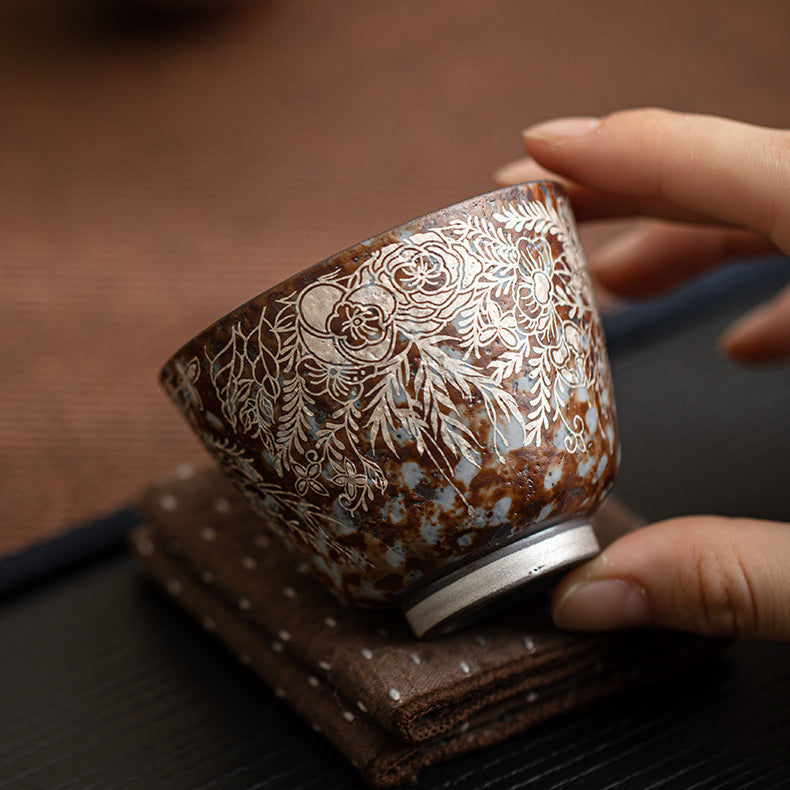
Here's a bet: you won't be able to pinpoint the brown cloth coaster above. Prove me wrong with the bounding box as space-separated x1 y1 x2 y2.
133 467 716 787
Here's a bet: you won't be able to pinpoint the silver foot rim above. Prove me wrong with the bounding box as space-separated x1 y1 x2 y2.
403 520 600 638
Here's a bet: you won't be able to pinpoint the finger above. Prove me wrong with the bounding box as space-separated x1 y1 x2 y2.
494 156 713 224
590 221 775 298
494 159 777 297
494 157 564 189
522 109 790 252
552 515 790 641
720 282 790 364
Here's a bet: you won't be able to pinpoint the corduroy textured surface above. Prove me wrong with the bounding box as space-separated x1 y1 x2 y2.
3 0 790 555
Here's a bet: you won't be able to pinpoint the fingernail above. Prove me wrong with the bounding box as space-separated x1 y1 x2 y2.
523 116 600 144
553 578 650 631
719 304 774 353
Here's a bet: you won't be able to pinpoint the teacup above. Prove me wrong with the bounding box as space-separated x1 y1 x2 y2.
161 182 620 636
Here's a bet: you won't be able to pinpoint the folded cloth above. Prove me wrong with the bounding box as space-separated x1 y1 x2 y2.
133 466 716 787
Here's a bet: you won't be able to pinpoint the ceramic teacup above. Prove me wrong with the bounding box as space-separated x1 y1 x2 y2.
161 182 620 636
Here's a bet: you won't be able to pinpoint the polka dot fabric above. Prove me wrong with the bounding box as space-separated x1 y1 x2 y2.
133 466 717 787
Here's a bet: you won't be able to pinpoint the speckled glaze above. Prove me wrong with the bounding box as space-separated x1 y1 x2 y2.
162 183 619 607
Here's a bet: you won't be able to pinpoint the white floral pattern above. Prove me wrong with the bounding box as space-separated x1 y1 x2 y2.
164 190 613 560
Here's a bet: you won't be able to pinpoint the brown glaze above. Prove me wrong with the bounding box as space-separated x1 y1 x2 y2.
162 182 619 607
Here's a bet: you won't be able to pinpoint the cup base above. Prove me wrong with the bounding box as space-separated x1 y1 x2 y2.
403 520 600 638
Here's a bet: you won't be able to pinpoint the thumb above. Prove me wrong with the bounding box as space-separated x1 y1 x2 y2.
552 516 790 640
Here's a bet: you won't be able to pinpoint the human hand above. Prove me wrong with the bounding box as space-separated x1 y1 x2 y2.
496 108 790 640
496 109 790 364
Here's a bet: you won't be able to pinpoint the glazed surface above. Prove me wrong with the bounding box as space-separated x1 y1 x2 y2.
163 183 619 605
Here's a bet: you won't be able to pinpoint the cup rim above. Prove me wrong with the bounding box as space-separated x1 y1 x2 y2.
161 179 566 374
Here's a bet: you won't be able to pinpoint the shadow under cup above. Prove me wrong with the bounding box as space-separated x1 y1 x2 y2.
161 182 620 637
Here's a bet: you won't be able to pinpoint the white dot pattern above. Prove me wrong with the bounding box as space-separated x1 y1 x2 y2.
137 473 650 779
213 497 231 514
199 526 217 542
159 493 178 512
523 636 536 653
174 462 195 480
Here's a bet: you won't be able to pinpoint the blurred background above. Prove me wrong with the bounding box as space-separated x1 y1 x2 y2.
2 0 790 558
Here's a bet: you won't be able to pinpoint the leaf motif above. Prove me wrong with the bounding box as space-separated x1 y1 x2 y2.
413 361 426 398
489 349 524 384
477 326 498 346
207 323 257 428
370 402 393 454
196 192 606 578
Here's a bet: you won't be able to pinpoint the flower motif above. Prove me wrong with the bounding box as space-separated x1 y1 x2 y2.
297 357 365 400
329 301 388 350
333 459 370 509
513 237 559 329
239 384 276 434
478 299 520 348
293 450 328 497
370 230 484 332
166 356 203 412
297 282 396 365
565 265 591 315
553 321 589 387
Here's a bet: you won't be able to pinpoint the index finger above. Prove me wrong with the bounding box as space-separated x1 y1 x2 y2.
494 156 714 224
521 109 790 253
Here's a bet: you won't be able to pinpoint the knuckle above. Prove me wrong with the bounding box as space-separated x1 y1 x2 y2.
689 542 759 638
604 107 672 132
769 128 790 163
